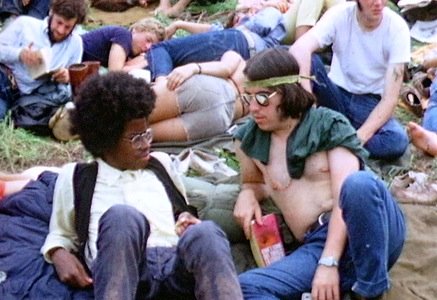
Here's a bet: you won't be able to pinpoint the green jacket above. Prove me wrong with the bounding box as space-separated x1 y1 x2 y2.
234 107 368 179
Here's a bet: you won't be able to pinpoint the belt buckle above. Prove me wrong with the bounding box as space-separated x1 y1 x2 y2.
318 212 326 226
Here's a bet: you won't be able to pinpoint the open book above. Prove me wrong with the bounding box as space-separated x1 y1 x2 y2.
27 48 60 80
250 213 285 267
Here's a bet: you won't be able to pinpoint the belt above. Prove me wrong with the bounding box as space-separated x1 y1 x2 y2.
0 63 18 91
307 211 331 234
239 27 256 58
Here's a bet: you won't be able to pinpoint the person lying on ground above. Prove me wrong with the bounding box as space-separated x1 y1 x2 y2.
41 71 243 299
290 0 410 161
81 18 165 72
0 0 87 133
234 47 405 300
408 70 437 157
149 50 248 142
147 6 286 82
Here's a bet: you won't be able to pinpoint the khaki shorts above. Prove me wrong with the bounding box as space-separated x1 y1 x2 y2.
177 75 236 140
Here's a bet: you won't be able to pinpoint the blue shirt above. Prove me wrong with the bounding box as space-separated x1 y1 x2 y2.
81 26 133 68
0 16 83 94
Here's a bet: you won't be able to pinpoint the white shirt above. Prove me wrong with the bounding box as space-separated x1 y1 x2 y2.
41 152 186 267
310 2 410 95
0 16 83 94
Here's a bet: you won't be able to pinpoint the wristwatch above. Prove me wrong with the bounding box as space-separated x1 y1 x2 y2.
318 256 339 267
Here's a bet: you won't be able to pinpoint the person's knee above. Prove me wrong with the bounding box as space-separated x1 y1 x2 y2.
340 171 382 209
99 205 150 239
179 220 228 253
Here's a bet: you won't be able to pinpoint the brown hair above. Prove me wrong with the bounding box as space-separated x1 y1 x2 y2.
50 0 88 24
244 47 316 119
130 18 166 42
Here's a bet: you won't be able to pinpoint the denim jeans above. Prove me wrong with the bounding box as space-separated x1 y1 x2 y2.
239 171 406 299
91 205 242 300
147 29 249 80
423 78 437 132
0 0 50 19
0 68 19 120
310 55 409 160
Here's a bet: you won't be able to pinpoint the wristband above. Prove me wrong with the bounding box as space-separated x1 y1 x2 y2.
196 63 202 74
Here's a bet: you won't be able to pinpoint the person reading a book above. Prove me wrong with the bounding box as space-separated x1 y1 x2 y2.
41 71 243 299
0 0 86 132
233 48 405 300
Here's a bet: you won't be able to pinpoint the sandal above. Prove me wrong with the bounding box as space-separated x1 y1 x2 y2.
399 85 424 117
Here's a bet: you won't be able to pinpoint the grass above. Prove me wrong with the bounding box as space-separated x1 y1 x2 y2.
0 117 86 172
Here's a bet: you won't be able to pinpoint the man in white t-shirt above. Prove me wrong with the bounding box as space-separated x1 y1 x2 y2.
290 0 410 161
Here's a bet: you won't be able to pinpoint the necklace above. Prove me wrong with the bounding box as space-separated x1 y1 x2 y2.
264 168 292 191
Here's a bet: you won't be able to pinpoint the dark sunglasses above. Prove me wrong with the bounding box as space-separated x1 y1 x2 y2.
240 91 278 107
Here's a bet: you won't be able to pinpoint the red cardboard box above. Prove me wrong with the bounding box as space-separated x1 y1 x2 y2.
250 213 285 267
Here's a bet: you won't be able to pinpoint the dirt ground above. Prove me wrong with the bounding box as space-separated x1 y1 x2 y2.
87 4 159 27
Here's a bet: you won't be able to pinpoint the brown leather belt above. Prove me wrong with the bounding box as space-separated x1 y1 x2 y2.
0 63 18 91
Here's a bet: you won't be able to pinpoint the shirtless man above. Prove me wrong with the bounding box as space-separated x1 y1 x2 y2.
233 48 406 300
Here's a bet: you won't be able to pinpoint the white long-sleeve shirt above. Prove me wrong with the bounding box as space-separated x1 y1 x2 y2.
41 152 186 268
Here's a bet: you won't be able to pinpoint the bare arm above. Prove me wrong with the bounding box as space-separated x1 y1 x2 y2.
311 147 359 300
289 30 320 92
356 63 404 144
107 43 128 71
233 140 268 239
166 20 213 39
166 50 244 90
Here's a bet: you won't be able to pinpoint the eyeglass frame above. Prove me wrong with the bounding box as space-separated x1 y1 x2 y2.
123 128 153 149
240 91 278 107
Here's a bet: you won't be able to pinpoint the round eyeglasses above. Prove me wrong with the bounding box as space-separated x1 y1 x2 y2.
240 91 278 107
124 128 153 149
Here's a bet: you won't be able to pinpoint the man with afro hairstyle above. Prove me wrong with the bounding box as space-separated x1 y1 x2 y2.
41 72 243 300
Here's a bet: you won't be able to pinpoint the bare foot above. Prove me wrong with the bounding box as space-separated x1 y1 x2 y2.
408 121 437 157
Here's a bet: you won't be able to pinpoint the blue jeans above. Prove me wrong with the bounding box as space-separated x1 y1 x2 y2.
147 29 250 80
91 205 242 300
0 67 19 120
0 0 50 18
310 55 409 160
423 78 437 132
239 171 406 299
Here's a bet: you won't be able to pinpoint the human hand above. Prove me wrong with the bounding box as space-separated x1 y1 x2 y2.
311 265 340 300
175 212 201 236
166 63 198 91
22 0 31 7
52 68 69 83
233 189 262 239
51 248 93 288
165 21 180 39
19 43 43 67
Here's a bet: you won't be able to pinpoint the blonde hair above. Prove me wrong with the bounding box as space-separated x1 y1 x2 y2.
130 18 165 42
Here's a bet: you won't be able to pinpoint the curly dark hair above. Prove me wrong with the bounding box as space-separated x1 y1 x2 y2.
50 0 88 24
70 72 156 158
243 47 316 119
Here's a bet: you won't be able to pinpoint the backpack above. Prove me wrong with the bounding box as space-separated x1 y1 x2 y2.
72 156 197 263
